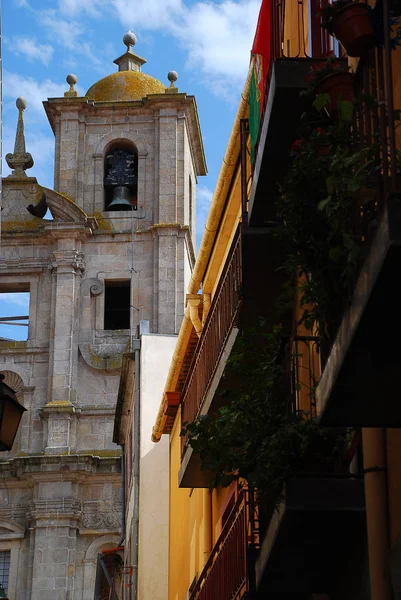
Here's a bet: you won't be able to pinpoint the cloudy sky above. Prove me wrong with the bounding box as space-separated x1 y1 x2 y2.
1 0 260 339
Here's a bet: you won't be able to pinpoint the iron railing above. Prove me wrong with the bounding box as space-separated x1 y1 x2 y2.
190 489 258 600
181 226 242 453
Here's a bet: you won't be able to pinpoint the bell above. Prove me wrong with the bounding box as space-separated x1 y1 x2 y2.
108 186 132 210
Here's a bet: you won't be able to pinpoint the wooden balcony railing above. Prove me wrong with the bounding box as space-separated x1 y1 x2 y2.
181 226 242 454
190 490 258 600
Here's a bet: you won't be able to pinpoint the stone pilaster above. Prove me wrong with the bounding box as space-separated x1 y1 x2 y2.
48 244 84 407
29 497 81 600
158 112 178 223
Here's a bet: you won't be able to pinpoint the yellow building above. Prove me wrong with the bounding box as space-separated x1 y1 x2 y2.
151 1 401 599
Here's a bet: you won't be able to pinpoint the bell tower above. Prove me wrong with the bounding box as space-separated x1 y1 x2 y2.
44 32 206 334
0 32 206 600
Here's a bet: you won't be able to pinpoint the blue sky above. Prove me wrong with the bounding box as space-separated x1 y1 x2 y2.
1 0 260 339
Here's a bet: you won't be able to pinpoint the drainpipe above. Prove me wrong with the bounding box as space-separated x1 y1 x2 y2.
202 294 211 326
119 449 126 546
187 294 203 337
132 337 141 600
362 428 393 600
202 489 212 567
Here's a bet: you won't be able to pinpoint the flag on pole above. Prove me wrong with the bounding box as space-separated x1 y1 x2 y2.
249 0 271 163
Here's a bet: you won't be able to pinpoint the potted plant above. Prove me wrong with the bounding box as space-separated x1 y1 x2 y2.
321 0 375 57
306 59 355 115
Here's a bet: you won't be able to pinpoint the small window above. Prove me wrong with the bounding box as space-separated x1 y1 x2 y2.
0 284 30 341
104 280 130 330
0 550 10 595
104 141 138 212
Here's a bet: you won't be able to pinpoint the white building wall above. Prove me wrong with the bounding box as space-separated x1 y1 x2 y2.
136 333 176 600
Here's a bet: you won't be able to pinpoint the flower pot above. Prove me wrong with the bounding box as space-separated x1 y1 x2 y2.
317 143 332 157
315 72 355 114
331 3 375 57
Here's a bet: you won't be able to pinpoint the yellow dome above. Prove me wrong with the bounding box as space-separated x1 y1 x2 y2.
86 70 166 102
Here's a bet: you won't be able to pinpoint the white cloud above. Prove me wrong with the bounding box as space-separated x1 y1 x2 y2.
3 71 76 113
111 0 259 95
112 0 183 29
58 0 105 16
175 0 259 89
5 36 54 66
0 293 30 309
37 9 86 50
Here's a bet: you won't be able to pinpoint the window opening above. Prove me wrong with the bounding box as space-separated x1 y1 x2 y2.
0 285 30 341
104 142 138 212
104 280 130 330
0 550 11 595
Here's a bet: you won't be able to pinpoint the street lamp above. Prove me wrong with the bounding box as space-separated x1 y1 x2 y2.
0 584 8 599
0 374 26 451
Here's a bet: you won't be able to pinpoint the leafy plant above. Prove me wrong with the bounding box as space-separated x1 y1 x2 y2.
181 323 350 504
304 56 351 89
276 94 380 343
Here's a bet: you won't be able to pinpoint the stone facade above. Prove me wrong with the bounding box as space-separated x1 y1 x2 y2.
0 37 206 600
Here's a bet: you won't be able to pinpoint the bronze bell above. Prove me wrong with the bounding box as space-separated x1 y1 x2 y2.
108 186 132 210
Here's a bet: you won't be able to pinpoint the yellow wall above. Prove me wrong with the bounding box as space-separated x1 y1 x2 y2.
168 410 241 600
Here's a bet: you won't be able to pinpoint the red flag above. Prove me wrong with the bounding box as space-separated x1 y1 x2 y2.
249 0 271 162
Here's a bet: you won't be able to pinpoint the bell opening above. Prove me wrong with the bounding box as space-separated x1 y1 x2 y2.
103 142 138 212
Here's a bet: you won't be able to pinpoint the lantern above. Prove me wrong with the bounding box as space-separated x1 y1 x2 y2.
0 374 26 451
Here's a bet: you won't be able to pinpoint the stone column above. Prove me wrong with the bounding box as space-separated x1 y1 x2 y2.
56 110 80 201
29 495 81 600
158 111 178 223
152 225 180 334
45 237 84 453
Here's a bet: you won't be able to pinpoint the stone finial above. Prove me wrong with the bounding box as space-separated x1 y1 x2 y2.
166 71 179 94
123 30 137 51
6 97 34 179
114 31 146 73
65 74 78 98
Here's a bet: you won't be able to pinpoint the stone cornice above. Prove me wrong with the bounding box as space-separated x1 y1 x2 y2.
0 454 121 480
49 249 85 274
0 256 49 273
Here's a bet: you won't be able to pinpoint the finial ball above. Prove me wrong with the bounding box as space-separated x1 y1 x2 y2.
168 71 178 83
66 74 78 86
16 97 27 111
123 31 137 48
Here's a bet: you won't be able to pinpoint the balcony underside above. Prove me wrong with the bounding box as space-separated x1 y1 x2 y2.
255 476 366 596
249 58 327 227
317 193 401 427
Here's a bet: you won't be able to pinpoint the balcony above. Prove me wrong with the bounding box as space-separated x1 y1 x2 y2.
255 474 366 596
189 489 258 600
248 0 337 226
179 223 287 487
316 6 401 427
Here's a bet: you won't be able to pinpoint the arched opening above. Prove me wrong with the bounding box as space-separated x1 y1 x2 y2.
104 140 138 212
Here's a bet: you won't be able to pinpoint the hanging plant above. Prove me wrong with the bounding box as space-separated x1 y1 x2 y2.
321 0 375 57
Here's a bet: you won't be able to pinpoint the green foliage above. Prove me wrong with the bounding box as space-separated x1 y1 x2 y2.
277 97 380 341
181 324 349 504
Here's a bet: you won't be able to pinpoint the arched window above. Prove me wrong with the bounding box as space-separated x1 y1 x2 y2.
104 140 138 211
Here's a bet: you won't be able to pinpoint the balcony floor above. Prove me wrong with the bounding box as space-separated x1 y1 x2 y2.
317 193 401 426
255 476 366 596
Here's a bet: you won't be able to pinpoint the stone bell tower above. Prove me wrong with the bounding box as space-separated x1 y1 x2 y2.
0 32 206 600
